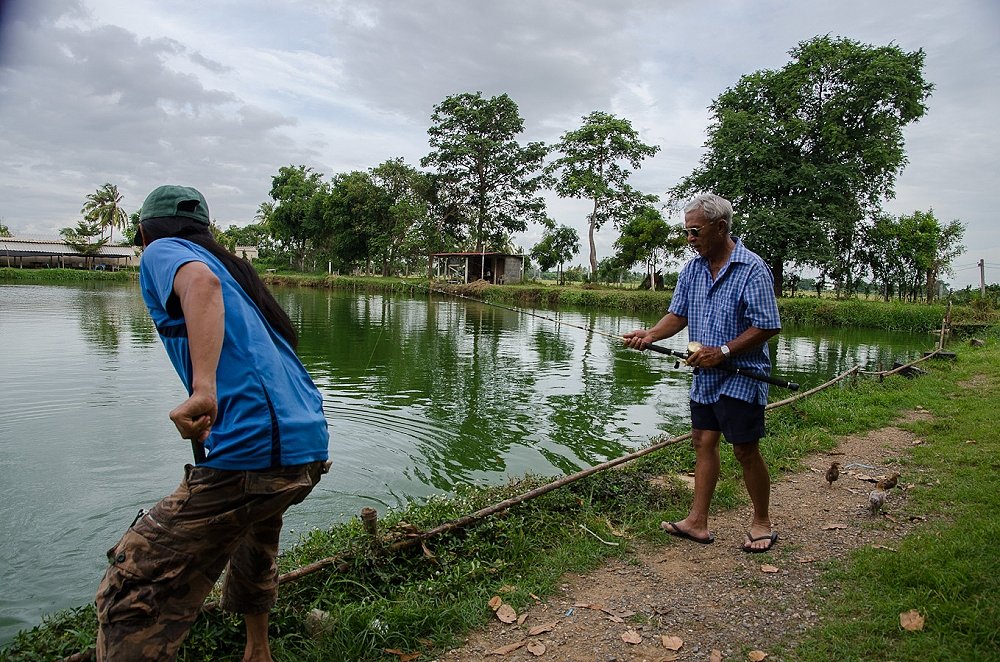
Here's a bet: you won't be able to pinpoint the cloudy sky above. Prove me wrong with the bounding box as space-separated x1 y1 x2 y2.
1 0 997 288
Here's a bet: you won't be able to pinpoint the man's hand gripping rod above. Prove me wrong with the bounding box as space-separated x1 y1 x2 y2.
642 342 800 391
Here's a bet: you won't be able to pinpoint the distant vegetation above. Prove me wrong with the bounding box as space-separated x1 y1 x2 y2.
9 35 975 304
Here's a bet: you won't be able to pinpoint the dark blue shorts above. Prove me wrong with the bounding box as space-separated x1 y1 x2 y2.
690 395 765 444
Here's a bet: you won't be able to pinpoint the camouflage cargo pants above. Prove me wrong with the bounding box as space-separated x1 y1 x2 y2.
95 460 326 661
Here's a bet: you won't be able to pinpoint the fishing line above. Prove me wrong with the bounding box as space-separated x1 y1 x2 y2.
409 281 799 390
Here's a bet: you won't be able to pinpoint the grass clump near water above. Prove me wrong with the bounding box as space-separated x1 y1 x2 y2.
0 267 134 283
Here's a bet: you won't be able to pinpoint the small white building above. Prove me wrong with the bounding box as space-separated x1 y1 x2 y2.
234 245 259 261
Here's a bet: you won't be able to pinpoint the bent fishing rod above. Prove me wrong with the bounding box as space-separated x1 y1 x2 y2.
420 282 800 391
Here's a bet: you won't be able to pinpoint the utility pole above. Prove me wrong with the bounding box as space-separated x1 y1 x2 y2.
980 259 986 297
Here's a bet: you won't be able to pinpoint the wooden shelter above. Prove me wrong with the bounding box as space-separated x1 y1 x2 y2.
0 237 138 270
431 252 525 285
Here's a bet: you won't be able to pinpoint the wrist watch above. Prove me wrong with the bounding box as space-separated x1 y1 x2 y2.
720 344 731 358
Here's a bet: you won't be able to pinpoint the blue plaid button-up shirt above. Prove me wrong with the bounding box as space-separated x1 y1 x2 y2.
669 238 781 405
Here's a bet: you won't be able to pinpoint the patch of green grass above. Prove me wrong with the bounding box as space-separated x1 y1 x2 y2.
791 333 1000 661
0 267 135 283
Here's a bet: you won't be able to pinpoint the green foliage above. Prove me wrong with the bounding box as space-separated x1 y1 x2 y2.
59 219 108 268
530 224 580 283
777 297 947 331
268 165 329 269
81 183 130 245
0 222 11 237
421 92 549 252
613 205 686 278
673 35 933 294
547 110 660 272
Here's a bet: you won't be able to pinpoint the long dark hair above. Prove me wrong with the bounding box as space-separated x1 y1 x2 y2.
141 217 298 349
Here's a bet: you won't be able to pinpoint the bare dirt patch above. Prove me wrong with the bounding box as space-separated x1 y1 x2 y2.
439 415 932 661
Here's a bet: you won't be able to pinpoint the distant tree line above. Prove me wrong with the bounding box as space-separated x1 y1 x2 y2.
58 35 966 300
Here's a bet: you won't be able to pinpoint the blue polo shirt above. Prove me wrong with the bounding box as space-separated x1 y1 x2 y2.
139 238 329 470
669 238 781 406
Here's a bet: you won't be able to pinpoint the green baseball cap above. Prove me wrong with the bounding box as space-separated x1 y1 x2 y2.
135 185 211 245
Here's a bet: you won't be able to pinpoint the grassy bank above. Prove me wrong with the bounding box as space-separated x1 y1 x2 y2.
4 325 998 661
0 267 135 283
260 272 985 332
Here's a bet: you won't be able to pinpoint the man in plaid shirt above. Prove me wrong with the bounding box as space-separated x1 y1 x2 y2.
623 193 782 553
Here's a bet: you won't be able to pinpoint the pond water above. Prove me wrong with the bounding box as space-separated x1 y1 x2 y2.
0 282 932 642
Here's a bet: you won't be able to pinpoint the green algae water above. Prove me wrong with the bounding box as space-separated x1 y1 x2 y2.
0 282 931 642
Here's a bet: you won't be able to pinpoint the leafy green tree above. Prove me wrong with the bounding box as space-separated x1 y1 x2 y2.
897 210 965 302
82 183 129 244
60 219 107 268
268 165 328 270
531 224 580 285
218 222 274 256
421 92 549 252
122 211 140 246
0 221 11 237
861 213 903 300
326 170 385 273
369 158 433 276
672 36 932 295
548 111 660 273
612 205 686 284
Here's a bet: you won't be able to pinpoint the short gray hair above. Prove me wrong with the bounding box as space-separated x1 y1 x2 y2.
683 193 733 225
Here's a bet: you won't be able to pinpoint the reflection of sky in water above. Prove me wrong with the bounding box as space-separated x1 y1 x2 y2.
0 284 932 643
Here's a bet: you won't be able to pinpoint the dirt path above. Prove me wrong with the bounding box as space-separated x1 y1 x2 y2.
439 411 932 661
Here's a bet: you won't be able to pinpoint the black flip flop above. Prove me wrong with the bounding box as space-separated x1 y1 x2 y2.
661 521 715 545
742 531 778 553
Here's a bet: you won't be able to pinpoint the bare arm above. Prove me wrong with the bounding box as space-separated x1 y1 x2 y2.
168 261 223 443
622 312 688 350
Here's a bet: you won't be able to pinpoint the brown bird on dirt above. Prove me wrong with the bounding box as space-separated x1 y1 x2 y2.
825 462 841 488
869 489 887 516
876 472 900 491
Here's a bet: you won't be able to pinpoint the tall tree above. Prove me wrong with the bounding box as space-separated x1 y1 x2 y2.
268 165 327 270
530 223 580 285
327 170 384 273
548 111 660 274
82 183 129 244
369 158 432 276
897 210 965 302
421 92 549 252
672 36 932 295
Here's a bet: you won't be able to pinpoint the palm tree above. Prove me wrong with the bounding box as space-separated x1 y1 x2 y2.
81 183 129 244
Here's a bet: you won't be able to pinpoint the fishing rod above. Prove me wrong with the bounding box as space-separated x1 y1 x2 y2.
419 282 800 391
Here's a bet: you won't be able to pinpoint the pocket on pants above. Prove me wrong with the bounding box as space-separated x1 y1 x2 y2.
97 527 194 625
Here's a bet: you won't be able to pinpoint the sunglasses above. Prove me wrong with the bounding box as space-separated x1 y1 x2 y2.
681 218 718 237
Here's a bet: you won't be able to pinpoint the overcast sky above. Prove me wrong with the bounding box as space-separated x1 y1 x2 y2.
1 0 997 288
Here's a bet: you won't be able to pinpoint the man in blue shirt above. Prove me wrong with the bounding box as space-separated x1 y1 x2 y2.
95 185 330 661
624 193 781 553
